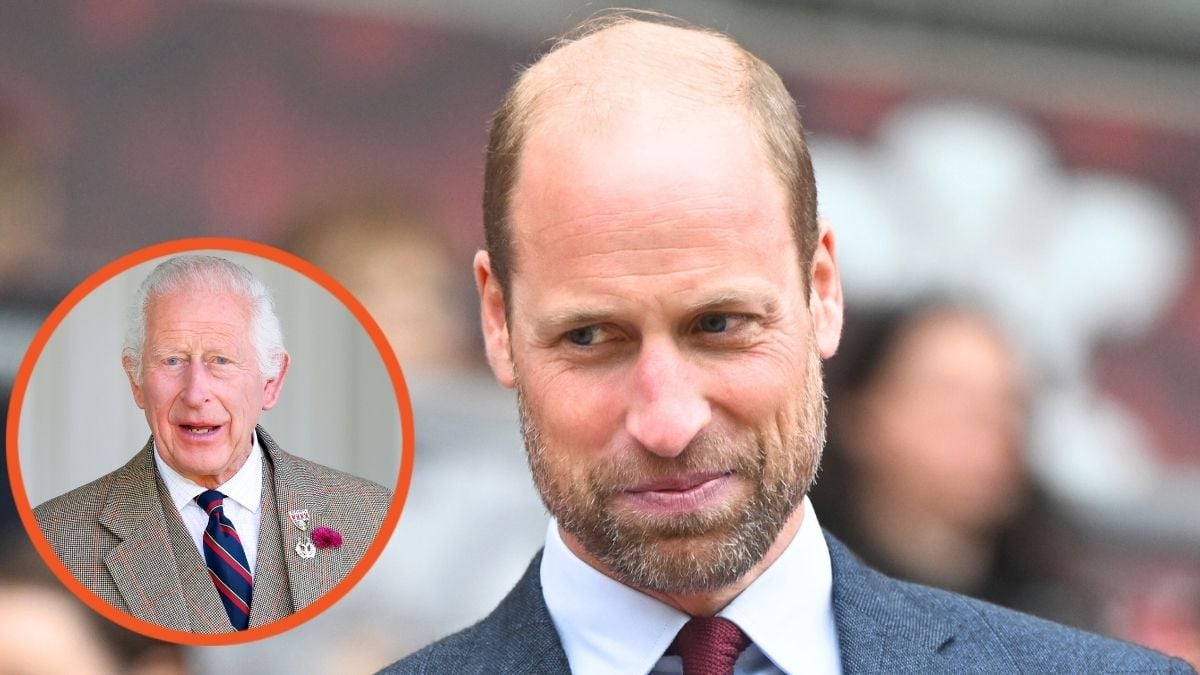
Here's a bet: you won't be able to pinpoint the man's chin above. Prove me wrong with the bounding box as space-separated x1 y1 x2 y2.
601 532 762 595
158 441 243 486
565 515 759 594
604 507 741 540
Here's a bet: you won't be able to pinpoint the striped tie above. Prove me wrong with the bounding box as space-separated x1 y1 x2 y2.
195 490 253 630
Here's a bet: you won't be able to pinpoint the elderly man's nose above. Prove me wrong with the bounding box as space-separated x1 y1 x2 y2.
625 342 711 457
181 362 211 406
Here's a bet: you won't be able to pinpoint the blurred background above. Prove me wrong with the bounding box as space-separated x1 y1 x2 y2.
2 0 1199 671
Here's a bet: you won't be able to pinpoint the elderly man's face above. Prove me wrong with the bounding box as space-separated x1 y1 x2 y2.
127 289 287 489
477 101 843 594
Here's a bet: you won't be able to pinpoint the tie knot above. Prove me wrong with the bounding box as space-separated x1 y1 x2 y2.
195 489 227 513
670 617 751 675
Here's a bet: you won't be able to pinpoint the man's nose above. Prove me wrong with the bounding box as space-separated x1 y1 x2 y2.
624 340 712 458
181 361 211 407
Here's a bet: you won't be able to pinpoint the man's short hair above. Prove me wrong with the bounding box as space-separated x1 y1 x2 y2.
122 255 286 383
483 10 819 298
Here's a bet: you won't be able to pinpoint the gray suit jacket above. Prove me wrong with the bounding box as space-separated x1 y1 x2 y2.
384 534 1193 674
34 426 391 633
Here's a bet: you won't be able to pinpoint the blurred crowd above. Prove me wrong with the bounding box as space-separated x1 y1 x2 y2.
2 1 1199 672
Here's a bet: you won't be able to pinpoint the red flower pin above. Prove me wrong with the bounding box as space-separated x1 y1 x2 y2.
311 526 343 549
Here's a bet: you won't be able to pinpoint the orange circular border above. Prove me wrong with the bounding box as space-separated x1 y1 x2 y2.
6 237 415 645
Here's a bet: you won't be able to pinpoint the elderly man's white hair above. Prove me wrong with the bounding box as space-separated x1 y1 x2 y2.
122 254 286 383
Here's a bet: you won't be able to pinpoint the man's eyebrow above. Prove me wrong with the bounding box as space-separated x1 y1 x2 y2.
534 308 619 331
686 291 780 316
146 344 183 357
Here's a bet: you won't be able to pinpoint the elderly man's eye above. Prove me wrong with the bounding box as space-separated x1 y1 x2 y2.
213 356 231 365
164 357 182 366
697 314 729 333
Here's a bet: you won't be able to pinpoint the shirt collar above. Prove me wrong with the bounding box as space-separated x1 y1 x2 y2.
720 497 841 674
541 497 840 675
154 430 264 514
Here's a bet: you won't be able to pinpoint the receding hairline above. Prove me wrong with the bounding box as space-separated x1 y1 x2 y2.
484 11 819 299
513 19 761 137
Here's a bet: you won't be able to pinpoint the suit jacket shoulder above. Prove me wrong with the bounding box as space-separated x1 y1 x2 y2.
826 534 1194 673
381 551 570 675
34 451 137 530
33 441 160 605
257 425 392 538
383 537 1192 674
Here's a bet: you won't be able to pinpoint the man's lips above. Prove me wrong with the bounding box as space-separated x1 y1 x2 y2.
626 471 732 494
618 471 736 512
176 424 225 437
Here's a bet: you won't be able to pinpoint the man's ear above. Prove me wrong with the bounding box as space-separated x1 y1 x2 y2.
810 219 844 359
475 250 516 388
123 355 146 410
261 352 290 410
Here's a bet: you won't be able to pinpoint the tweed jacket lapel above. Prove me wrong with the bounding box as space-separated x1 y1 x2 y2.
155 468 235 632
256 426 350 611
248 447 295 625
98 439 230 632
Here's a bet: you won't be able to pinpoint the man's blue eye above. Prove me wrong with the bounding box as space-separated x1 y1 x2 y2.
567 327 596 346
164 357 181 366
698 315 728 333
214 356 230 365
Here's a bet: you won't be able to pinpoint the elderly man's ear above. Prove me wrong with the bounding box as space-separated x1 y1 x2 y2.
261 352 290 410
475 250 516 388
811 219 844 360
123 356 146 410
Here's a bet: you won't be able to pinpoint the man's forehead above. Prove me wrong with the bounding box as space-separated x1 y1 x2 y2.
506 110 796 310
513 21 770 217
145 287 253 327
511 99 778 228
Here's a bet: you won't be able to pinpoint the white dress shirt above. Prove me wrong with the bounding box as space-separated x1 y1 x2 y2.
154 433 263 578
541 497 843 675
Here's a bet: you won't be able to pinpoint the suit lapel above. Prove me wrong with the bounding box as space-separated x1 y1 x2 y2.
826 533 962 673
155 469 236 632
486 552 573 674
256 426 347 611
248 449 295 625
99 440 230 632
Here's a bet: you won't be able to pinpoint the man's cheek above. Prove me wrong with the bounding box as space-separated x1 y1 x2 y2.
707 364 788 418
534 382 607 441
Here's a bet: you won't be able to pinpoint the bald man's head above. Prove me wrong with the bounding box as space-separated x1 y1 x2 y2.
483 12 818 298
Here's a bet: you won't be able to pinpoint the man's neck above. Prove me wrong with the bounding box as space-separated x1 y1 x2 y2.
559 503 807 617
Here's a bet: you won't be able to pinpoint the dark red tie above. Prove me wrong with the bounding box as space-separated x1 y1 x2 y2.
669 617 752 675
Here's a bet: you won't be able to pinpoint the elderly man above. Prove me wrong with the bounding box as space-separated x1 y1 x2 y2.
386 13 1191 675
34 254 391 633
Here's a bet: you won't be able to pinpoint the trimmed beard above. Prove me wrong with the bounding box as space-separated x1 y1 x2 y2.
517 344 827 595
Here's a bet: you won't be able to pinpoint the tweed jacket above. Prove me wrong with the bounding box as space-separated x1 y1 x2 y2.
34 426 391 633
384 534 1193 674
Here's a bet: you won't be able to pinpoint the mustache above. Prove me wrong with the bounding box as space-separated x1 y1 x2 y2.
583 432 765 497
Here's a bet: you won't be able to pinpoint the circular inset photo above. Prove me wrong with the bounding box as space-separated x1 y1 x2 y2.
6 238 413 645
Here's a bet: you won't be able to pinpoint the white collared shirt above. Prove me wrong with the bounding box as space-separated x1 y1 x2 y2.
154 432 263 578
541 497 843 675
